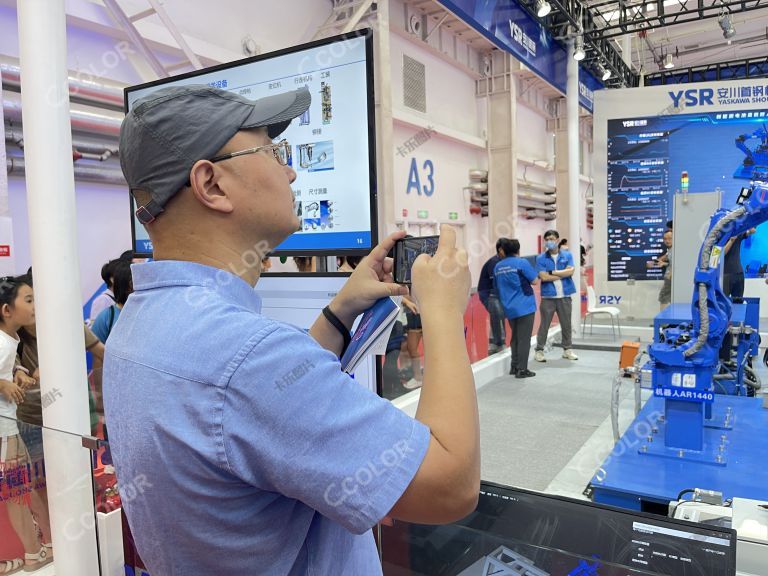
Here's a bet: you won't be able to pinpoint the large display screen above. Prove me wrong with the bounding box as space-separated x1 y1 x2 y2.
381 481 737 575
607 109 768 280
125 30 376 257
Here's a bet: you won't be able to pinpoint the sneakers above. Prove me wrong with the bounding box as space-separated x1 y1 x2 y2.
562 349 579 360
403 378 423 390
515 369 536 379
534 350 546 362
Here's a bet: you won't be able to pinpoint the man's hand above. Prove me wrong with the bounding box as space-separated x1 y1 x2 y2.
410 225 470 319
0 379 25 404
329 231 410 329
14 370 36 390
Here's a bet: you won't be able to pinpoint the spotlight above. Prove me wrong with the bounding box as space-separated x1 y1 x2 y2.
535 0 552 17
597 62 611 81
718 12 736 39
573 34 586 61
663 53 674 69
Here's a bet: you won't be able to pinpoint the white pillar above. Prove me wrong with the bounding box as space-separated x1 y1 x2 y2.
567 40 582 338
17 1 100 574
374 1 396 238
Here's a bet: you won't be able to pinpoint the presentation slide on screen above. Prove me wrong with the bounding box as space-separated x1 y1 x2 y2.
128 35 372 254
607 108 768 280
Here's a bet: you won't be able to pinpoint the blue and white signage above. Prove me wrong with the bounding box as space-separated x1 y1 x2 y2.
668 82 768 109
436 0 603 112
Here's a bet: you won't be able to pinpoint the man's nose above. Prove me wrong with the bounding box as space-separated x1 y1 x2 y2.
285 165 297 184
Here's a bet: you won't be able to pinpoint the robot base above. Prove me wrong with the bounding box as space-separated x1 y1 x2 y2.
591 395 768 512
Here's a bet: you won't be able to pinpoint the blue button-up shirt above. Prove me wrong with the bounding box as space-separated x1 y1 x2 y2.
103 261 430 575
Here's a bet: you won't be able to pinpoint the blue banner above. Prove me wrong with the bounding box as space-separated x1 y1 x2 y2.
437 0 602 112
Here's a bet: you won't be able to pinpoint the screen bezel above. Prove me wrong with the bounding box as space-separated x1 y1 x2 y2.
477 480 738 575
125 29 377 258
380 480 738 575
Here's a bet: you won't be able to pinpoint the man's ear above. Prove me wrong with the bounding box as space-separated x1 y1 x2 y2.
188 160 234 214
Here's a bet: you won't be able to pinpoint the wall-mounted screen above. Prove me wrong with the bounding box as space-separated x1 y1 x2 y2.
125 30 376 257
607 109 768 280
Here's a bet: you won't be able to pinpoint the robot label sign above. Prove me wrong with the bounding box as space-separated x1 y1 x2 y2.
654 387 714 403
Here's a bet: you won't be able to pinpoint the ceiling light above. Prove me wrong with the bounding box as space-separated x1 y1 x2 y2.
535 0 552 17
597 62 612 81
663 53 674 69
573 34 585 61
718 12 736 39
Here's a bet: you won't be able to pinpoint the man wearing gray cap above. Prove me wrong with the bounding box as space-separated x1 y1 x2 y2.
104 84 478 574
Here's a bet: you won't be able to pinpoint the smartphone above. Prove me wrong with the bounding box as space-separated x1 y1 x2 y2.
393 235 440 284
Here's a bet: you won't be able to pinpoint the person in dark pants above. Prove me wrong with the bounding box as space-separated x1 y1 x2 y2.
723 228 755 299
494 238 539 378
534 229 578 362
478 240 506 355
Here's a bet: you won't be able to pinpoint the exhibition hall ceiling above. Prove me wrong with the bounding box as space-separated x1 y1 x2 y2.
613 5 768 72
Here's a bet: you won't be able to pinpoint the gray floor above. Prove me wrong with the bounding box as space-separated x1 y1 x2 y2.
477 348 625 492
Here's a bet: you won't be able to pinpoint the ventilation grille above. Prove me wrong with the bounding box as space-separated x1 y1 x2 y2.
403 55 426 113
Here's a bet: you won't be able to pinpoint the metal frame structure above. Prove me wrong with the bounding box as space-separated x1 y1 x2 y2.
516 0 638 88
644 55 768 85
579 0 768 41
514 0 768 87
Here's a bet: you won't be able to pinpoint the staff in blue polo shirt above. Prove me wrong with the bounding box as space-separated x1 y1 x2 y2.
494 238 539 378
534 229 579 362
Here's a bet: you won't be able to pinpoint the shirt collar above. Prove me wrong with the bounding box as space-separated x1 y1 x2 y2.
130 261 262 312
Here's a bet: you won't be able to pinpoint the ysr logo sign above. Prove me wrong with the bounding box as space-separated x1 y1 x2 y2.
668 88 714 108
599 295 622 305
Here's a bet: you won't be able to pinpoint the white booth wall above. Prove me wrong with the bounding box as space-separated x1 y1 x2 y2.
389 31 563 282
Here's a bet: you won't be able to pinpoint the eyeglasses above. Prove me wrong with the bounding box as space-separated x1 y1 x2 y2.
209 140 291 166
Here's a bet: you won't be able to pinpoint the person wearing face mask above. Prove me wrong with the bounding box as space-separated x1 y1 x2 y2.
534 230 578 363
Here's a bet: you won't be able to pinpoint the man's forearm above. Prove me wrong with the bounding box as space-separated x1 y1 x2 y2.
415 309 479 484
540 272 559 282
309 301 356 356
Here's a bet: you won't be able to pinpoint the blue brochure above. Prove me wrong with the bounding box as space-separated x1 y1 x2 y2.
341 296 402 374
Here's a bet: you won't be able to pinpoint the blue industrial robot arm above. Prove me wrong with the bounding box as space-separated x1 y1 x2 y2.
652 182 768 369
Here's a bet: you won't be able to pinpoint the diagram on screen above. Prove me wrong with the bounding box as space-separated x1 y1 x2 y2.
302 200 334 231
733 124 768 180
297 141 334 172
320 82 332 124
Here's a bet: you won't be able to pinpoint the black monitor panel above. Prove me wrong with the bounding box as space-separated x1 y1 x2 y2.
380 481 736 576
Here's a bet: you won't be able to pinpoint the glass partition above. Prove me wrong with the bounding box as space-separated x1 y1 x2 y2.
0 414 134 575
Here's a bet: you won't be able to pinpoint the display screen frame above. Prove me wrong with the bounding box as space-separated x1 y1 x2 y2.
124 29 377 258
380 480 738 576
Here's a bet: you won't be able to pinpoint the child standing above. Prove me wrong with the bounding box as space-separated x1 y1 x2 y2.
0 276 52 572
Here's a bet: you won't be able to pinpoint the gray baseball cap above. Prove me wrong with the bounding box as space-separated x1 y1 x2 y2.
120 84 311 224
